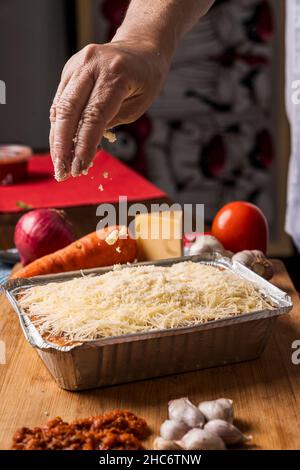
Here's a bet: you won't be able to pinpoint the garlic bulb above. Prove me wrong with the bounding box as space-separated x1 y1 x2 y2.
198 398 234 423
180 428 226 450
189 235 226 257
160 419 189 441
204 419 251 445
232 250 274 280
169 397 205 428
189 236 233 258
153 437 182 450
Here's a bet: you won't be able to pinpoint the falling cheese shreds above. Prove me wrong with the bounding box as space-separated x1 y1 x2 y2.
103 130 117 143
116 246 122 253
102 172 109 179
105 229 120 245
18 262 275 342
118 225 128 238
104 226 128 245
99 184 104 192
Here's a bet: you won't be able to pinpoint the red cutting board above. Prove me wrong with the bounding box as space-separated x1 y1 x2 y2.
0 151 166 213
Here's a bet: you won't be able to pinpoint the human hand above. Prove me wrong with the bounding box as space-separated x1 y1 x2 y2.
50 40 170 181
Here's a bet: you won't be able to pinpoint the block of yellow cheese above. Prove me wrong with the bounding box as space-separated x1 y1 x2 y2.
135 211 183 261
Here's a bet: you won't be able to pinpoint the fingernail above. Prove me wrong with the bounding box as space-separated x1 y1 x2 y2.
54 161 69 182
64 156 72 176
71 157 83 177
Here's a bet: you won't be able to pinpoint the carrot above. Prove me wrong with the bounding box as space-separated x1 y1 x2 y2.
12 226 137 279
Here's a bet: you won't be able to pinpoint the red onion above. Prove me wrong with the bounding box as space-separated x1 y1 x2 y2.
14 209 75 266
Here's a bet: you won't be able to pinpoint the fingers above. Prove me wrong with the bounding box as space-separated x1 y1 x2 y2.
49 74 72 170
51 70 94 181
71 78 128 176
106 94 151 129
49 56 78 166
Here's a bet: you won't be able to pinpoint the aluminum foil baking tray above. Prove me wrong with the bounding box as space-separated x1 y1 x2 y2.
2 255 293 390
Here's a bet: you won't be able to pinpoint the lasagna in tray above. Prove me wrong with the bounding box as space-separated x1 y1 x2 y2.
17 261 275 345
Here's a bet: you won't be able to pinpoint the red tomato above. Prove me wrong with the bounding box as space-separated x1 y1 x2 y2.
211 202 269 254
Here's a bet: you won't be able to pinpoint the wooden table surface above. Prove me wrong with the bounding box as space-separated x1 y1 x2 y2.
1 260 300 450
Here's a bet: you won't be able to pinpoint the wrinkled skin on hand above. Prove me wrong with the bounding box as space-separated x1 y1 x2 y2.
49 40 169 180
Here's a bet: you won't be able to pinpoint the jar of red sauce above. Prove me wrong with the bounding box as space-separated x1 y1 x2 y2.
0 145 32 185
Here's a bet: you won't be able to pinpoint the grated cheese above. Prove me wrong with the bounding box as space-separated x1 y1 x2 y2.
103 131 117 143
18 262 275 342
105 226 128 245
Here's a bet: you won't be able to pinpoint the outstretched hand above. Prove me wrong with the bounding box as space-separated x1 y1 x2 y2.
50 40 169 181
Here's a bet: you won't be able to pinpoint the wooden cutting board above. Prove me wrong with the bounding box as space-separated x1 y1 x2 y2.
0 260 300 450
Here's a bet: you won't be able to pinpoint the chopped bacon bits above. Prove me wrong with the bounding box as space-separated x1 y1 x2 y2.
12 410 149 450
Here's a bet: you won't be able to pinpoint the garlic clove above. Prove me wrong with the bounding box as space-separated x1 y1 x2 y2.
160 419 190 441
204 419 252 445
153 437 182 450
169 397 205 428
180 428 226 450
198 398 234 423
